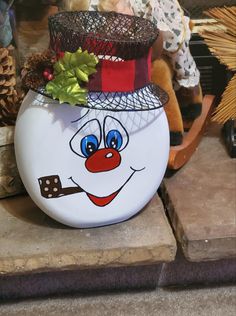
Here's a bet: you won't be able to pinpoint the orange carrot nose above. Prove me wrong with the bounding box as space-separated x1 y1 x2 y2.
85 148 121 173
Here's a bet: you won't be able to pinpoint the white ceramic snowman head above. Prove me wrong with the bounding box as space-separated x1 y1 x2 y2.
15 11 170 228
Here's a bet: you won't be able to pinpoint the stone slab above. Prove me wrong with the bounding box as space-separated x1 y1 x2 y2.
0 144 25 198
0 126 14 146
0 126 25 198
0 194 176 275
162 124 236 262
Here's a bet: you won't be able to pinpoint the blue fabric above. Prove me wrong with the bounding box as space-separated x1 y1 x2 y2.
0 1 13 47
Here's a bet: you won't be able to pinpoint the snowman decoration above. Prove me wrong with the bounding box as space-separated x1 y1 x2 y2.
15 11 169 228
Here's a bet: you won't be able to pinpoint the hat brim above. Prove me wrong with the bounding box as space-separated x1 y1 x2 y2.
34 84 168 112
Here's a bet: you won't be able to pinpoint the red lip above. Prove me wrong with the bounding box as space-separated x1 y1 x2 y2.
87 190 120 207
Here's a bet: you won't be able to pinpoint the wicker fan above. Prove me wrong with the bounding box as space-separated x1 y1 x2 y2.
201 6 236 124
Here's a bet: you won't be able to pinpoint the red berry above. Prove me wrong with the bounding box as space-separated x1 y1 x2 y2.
44 68 52 74
43 70 49 79
47 73 54 81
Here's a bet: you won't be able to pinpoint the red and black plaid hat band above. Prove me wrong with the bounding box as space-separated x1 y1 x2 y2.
87 49 152 93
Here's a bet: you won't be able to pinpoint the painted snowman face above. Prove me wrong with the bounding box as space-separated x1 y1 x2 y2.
15 91 169 227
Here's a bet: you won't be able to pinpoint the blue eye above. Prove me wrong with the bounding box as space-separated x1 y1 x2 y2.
81 135 99 157
106 130 123 151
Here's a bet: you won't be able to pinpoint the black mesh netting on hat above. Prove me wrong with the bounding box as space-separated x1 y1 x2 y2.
48 11 158 60
36 84 169 112
86 85 169 111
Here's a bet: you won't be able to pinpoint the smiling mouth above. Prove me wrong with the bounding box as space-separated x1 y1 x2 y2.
70 166 145 207
86 190 120 207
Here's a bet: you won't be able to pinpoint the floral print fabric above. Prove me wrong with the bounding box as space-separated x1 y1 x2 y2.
130 0 200 89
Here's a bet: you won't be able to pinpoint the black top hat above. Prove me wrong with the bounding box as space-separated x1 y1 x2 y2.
23 11 168 111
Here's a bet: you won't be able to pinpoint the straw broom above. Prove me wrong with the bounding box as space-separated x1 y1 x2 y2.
201 6 236 124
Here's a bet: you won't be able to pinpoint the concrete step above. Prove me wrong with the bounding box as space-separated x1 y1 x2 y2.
0 194 176 299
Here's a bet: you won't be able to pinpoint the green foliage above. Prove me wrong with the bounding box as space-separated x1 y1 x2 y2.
46 48 99 105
